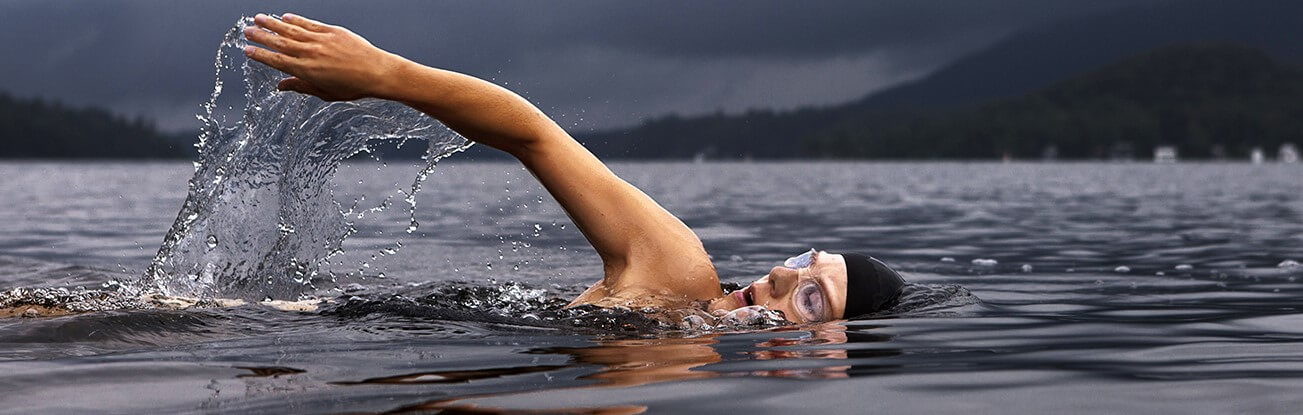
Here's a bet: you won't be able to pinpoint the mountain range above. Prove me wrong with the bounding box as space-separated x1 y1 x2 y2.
577 0 1303 160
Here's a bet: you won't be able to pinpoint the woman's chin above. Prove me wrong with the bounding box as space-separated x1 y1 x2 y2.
706 292 742 313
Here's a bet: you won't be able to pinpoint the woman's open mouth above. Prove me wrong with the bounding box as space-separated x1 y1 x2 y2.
732 285 755 307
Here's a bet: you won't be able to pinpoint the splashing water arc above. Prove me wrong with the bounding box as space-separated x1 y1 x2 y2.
142 17 470 300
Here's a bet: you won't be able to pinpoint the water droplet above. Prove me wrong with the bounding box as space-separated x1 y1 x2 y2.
971 258 997 267
206 235 219 248
1114 266 1131 273
1175 264 1194 270
486 262 493 270
940 257 955 262
1020 264 1033 273
1279 260 1301 268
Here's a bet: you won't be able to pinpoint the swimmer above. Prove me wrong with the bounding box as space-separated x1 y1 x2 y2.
241 13 905 322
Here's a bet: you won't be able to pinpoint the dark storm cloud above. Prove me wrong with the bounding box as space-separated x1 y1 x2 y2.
0 0 1154 132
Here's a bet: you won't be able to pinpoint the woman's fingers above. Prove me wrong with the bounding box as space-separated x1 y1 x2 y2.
243 26 308 56
252 14 313 40
277 77 324 97
243 45 298 74
281 13 332 33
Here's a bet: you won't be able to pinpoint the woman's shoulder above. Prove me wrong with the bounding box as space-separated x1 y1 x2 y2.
567 262 721 310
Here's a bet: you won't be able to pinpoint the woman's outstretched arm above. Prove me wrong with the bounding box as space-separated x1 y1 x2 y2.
243 13 721 304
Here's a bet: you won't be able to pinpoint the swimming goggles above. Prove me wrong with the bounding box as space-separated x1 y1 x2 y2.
784 249 817 269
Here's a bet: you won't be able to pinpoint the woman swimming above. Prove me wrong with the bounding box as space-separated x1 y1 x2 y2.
241 13 905 323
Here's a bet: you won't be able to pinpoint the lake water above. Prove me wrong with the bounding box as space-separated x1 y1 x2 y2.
2 161 1302 414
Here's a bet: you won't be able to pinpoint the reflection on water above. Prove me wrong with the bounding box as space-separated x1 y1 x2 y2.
236 366 306 378
1 162 1303 413
333 365 567 385
346 322 883 414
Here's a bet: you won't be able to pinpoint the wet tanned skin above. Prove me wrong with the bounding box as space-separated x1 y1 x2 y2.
242 13 856 321
0 304 72 318
244 13 722 311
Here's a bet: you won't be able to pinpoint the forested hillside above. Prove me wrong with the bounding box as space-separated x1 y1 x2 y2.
0 93 186 159
582 44 1303 160
810 44 1303 159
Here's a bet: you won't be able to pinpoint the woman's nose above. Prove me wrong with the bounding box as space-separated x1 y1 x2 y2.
769 266 799 295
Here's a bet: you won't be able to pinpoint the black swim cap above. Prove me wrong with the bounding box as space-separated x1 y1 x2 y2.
841 254 906 318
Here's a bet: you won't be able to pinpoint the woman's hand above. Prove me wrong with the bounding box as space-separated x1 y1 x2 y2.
242 13 407 101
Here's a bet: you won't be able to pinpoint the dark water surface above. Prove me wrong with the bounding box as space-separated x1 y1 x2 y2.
2 161 1302 414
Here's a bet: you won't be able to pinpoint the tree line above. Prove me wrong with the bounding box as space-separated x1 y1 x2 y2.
0 92 187 159
582 43 1303 160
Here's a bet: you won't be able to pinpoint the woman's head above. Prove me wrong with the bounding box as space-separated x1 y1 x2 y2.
709 250 906 323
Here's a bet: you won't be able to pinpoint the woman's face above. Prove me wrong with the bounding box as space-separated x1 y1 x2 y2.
710 250 849 323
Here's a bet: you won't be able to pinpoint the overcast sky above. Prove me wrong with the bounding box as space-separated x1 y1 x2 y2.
0 0 1158 133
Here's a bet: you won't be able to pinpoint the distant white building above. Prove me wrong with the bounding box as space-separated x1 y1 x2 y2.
1153 146 1177 163
1281 143 1299 164
1251 147 1266 164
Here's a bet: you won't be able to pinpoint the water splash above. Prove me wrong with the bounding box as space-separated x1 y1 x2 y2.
324 281 795 334
142 17 470 300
